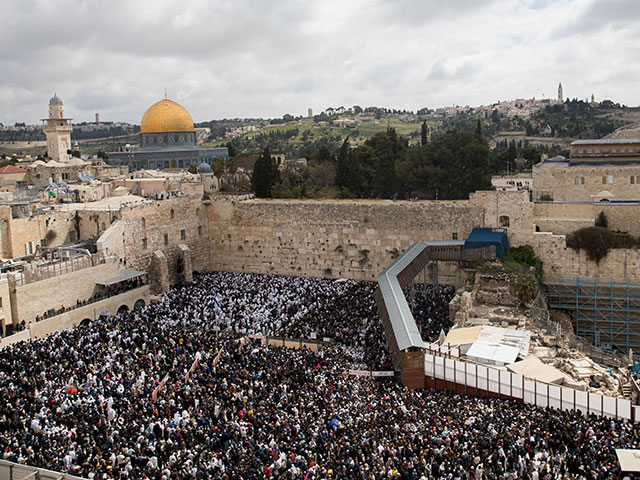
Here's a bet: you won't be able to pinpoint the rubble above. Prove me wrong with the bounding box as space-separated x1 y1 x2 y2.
447 264 630 399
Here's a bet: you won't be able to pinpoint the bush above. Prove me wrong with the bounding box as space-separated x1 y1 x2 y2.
538 193 553 201
612 231 640 248
502 245 540 268
512 273 537 305
595 211 608 228
566 226 615 263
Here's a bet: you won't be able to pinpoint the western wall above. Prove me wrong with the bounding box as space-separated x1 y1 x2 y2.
205 197 484 281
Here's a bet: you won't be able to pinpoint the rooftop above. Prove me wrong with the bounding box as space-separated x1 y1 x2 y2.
572 138 640 145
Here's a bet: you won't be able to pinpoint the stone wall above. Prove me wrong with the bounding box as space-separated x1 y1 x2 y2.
534 202 640 237
97 196 208 289
533 232 640 282
533 163 640 202
469 190 534 246
0 207 80 259
15 259 119 323
206 198 484 281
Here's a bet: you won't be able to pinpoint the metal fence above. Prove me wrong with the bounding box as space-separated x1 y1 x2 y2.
424 346 634 421
15 253 108 286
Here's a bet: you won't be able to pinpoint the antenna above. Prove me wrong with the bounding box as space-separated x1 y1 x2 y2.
164 89 168 99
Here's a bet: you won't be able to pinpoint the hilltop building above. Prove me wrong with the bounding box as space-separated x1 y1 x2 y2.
107 95 228 171
558 82 563 103
41 94 72 163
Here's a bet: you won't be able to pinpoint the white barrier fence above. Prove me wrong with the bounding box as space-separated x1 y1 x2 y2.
0 459 87 480
425 352 635 421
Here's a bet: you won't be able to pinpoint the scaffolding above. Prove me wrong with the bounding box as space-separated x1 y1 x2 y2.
543 276 640 353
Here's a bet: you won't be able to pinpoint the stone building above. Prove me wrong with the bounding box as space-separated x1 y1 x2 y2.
41 94 72 163
107 95 228 171
533 139 640 202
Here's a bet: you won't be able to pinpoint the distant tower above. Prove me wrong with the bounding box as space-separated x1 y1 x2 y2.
558 82 563 103
42 94 72 162
308 108 313 118
95 112 100 123
591 94 595 104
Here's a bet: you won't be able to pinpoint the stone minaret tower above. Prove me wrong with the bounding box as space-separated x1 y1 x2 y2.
558 82 563 103
42 94 72 162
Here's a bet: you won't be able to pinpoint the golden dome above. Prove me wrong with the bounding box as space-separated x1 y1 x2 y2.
140 98 194 134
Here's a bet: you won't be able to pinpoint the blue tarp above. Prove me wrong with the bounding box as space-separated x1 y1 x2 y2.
465 228 509 258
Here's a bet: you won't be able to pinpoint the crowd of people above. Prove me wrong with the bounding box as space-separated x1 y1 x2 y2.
0 271 638 479
407 284 456 343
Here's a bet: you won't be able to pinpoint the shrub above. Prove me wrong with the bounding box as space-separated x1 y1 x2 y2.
595 211 608 228
566 226 615 264
538 193 553 201
512 273 537 305
502 245 540 268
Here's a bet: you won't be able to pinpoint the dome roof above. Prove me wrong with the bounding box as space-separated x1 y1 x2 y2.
197 162 213 173
49 94 63 105
140 98 194 134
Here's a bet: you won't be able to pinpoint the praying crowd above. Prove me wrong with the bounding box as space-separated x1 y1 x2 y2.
0 271 638 479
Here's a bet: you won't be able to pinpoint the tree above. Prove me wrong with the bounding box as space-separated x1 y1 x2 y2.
421 121 428 146
475 118 482 140
595 211 608 228
226 141 236 158
251 147 280 198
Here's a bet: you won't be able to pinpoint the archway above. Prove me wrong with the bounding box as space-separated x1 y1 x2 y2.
80 318 91 327
117 305 129 315
134 299 145 310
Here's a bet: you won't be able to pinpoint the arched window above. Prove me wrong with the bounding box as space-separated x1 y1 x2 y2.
141 217 145 228
631 176 635 185
170 209 175 219
574 176 579 185
499 215 510 228
196 208 200 217
602 176 607 184
581 177 585 185
101 222 106 230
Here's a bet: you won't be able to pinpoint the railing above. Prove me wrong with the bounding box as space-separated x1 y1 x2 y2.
424 345 634 421
15 253 110 286
0 458 87 480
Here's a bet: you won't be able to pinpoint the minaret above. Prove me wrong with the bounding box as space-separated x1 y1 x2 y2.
42 94 72 162
557 82 563 103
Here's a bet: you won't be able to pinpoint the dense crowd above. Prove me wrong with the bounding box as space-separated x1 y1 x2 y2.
0 271 638 479
408 284 456 343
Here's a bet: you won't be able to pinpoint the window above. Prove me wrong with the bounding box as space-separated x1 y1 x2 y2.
164 233 168 246
180 229 186 240
580 177 585 185
25 241 35 255
452 232 458 240
631 176 635 185
198 225 202 236
608 175 614 184
170 209 175 219
574 176 579 185
196 208 200 217
141 217 145 228
142 237 147 249
602 176 607 184
101 222 106 230
499 215 510 228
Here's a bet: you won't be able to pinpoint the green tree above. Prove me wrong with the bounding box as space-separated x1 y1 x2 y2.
475 118 482 140
226 141 236 158
421 121 428 146
595 211 608 228
251 147 280 198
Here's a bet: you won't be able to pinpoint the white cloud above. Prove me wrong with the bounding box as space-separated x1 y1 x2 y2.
0 0 637 125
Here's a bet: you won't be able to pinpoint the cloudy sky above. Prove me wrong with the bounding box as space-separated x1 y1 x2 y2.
1 0 637 125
